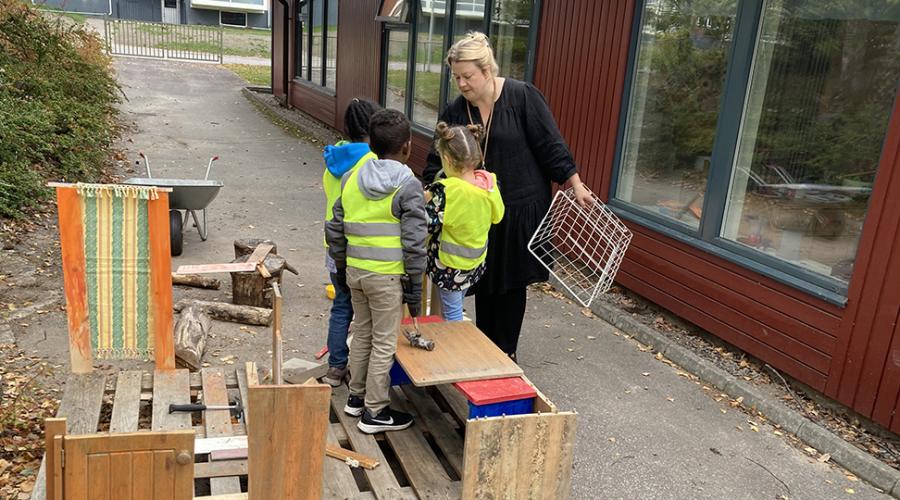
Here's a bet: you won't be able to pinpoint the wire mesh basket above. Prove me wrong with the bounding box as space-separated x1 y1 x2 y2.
528 187 633 307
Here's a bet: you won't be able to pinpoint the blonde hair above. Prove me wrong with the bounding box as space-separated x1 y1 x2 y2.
435 121 484 174
446 31 499 76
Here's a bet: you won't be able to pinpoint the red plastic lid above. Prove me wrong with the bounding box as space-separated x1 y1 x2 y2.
454 377 538 405
400 315 443 325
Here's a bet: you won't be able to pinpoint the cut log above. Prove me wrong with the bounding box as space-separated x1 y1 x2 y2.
171 273 221 290
231 253 287 308
174 300 272 326
174 305 212 370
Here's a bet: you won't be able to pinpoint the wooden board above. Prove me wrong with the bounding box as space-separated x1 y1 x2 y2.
331 384 404 498
110 371 143 433
202 367 241 494
247 384 330 500
323 424 359 499
57 373 107 434
400 386 464 476
175 263 258 275
395 321 523 386
152 369 191 431
147 193 175 371
56 187 92 374
461 412 577 499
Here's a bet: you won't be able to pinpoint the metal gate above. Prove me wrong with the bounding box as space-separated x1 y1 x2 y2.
104 18 223 63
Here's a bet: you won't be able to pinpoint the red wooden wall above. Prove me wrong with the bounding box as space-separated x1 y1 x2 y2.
272 0 900 432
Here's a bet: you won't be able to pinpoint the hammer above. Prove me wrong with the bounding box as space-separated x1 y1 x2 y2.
169 399 243 419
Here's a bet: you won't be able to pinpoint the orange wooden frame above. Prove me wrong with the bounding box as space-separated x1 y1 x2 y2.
56 186 174 372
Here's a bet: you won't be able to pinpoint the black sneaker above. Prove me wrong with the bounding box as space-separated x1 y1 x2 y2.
357 407 413 434
344 394 364 417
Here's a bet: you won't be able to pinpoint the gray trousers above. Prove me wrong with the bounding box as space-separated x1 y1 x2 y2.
346 266 403 414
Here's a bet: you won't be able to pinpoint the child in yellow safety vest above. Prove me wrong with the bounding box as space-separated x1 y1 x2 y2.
321 98 381 387
425 121 505 321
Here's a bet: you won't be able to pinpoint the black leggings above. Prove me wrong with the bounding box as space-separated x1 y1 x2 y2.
475 287 527 356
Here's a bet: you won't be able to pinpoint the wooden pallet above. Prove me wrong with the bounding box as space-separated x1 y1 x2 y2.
35 366 575 499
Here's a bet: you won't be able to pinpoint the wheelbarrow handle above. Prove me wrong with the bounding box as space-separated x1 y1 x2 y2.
205 156 219 181
139 151 153 179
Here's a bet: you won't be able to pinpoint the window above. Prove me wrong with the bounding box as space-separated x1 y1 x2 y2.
613 0 900 296
379 0 540 129
220 11 247 27
293 0 337 91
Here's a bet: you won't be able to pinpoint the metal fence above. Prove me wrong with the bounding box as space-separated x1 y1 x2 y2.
104 18 223 63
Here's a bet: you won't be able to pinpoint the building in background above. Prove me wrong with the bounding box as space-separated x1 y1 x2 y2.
278 1 900 432
35 0 271 27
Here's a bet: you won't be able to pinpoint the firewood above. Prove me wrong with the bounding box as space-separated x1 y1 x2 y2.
171 273 221 290
174 300 272 326
174 305 211 370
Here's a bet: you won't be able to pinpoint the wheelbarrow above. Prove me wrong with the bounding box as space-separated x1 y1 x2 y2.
123 152 223 256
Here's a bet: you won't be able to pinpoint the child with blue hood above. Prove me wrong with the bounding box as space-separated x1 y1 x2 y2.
321 98 382 387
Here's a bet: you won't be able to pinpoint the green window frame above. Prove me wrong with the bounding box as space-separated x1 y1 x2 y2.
610 0 900 305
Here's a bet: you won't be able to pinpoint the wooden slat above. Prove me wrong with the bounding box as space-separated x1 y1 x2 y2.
384 389 459 499
202 367 241 494
56 187 92 374
194 459 248 479
58 373 107 434
323 423 361 499
110 371 143 433
44 419 66 500
246 243 274 267
271 283 283 385
434 384 469 424
247 384 331 500
331 384 404 498
400 386 464 476
148 193 174 371
152 369 191 431
236 364 252 429
462 412 577 499
175 262 258 275
395 321 523 386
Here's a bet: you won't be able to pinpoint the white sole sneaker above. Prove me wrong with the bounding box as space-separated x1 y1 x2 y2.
343 404 364 417
357 419 413 434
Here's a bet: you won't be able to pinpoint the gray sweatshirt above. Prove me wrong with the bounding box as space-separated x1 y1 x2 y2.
325 158 427 276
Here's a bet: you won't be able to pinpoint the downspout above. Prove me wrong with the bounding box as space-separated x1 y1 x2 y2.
276 0 291 108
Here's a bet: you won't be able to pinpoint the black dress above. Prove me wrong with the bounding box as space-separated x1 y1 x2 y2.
423 78 577 296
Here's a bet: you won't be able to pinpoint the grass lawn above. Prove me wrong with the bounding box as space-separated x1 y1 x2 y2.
224 64 271 86
389 70 441 111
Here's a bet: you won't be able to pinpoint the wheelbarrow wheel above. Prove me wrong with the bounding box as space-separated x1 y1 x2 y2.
169 210 183 256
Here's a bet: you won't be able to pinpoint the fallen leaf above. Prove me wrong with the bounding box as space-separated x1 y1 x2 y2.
576 355 584 361
567 348 575 352
845 488 855 494
608 437 616 443
666 396 675 402
773 430 784 436
817 453 831 463
804 446 818 455
642 372 650 377
846 475 858 482
587 335 596 340
580 308 593 318
656 352 664 360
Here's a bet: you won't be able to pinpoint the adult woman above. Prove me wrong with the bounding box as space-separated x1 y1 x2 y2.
423 32 592 359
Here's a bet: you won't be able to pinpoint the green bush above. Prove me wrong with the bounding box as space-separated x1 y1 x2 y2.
0 0 119 218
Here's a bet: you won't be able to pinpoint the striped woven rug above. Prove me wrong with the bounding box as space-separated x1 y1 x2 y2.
77 184 159 359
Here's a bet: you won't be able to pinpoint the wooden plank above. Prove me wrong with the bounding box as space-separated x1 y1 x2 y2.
331 384 404 498
152 369 191 431
384 389 459 499
202 367 241 494
148 193 175 371
44 418 66 500
194 459 248 479
236 364 252 429
461 412 577 499
272 283 283 385
323 424 361 499
434 384 470 424
175 262 257 275
395 321 523 386
57 373 107 434
247 384 331 500
326 443 380 470
400 386 464 476
110 371 143 433
56 187 92 374
246 243 275 267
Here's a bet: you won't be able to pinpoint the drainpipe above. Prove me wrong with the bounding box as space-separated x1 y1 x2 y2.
275 0 291 109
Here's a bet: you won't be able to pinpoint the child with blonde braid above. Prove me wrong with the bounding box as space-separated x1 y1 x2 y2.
425 122 505 321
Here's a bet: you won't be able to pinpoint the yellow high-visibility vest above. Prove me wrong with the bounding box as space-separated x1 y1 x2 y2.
341 168 404 274
436 174 504 270
323 150 377 248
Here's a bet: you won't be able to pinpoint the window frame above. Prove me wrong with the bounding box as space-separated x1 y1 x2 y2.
607 0 877 305
293 0 336 93
378 0 542 135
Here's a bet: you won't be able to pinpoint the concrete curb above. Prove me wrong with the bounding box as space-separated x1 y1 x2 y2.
240 87 342 147
586 297 900 496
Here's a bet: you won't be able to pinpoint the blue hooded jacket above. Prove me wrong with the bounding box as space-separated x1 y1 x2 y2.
323 141 372 178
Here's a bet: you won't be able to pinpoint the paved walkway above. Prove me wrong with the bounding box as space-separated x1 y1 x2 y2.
112 56 887 500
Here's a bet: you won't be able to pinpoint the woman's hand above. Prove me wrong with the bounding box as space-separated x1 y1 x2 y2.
568 174 593 208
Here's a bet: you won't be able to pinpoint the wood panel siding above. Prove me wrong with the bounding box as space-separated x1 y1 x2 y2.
533 0 840 398
826 88 900 431
334 0 382 133
272 0 286 98
290 82 336 126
